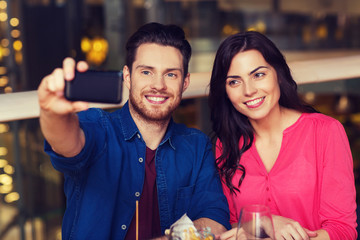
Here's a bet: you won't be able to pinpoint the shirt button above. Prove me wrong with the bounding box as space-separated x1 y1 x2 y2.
265 176 268 180
135 192 140 197
121 225 127 230
266 187 269 191
137 134 141 139
138 158 143 163
268 198 271 202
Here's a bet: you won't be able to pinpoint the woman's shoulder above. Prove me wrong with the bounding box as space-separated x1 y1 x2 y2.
301 112 339 124
297 112 344 133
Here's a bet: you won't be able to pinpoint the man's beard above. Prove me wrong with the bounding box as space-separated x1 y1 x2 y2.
129 90 181 123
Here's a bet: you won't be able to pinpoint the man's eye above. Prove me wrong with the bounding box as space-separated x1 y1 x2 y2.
142 71 151 75
166 73 176 78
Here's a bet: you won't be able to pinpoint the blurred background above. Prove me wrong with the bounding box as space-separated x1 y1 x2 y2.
0 0 359 239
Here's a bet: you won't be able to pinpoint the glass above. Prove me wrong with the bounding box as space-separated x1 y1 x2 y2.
236 204 275 240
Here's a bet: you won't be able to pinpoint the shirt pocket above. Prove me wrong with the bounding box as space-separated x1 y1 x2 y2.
175 185 195 219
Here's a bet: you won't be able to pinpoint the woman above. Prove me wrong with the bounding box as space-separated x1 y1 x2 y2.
208 31 357 240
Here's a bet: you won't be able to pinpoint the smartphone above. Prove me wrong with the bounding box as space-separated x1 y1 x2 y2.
64 70 123 103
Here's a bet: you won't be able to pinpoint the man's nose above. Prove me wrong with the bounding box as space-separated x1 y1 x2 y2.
150 75 166 90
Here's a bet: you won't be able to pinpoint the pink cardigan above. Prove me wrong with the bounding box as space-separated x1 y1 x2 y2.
216 113 357 240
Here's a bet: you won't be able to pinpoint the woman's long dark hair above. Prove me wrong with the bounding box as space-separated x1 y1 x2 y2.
208 31 317 195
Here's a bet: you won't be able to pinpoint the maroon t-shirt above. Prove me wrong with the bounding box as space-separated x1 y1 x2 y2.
125 147 161 240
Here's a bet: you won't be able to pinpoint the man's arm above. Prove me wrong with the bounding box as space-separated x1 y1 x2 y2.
38 58 89 157
193 217 227 236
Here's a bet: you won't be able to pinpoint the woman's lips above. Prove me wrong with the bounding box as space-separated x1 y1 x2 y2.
244 97 265 108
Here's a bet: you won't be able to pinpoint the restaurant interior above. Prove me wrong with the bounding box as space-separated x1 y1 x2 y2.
0 0 359 239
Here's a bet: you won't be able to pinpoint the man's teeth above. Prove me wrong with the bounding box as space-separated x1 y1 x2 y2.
246 97 264 106
147 96 166 102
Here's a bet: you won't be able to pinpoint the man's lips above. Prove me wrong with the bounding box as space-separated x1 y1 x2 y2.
146 95 168 104
244 97 265 108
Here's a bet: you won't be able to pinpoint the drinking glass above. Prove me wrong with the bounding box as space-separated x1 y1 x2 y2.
236 204 275 240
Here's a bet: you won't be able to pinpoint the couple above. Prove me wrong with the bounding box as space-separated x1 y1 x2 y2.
38 22 357 240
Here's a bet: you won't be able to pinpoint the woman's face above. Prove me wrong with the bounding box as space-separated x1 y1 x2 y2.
225 49 281 122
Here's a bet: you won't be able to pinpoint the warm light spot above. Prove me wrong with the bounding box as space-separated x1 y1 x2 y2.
1 38 9 47
4 165 14 174
82 37 109 66
5 192 20 203
0 76 8 86
10 17 19 27
81 37 91 53
0 174 12 185
256 21 266 33
55 228 62 240
13 40 22 51
0 1 7 10
316 24 328 40
15 51 23 64
0 66 6 74
4 86 12 93
2 47 10 56
0 123 9 133
0 184 12 194
302 26 312 44
11 29 21 38
222 24 233 35
304 92 316 104
0 147 8 155
0 12 8 22
0 159 8 167
247 27 257 32
350 113 360 123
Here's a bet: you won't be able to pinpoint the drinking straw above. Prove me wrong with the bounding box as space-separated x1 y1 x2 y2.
136 200 139 240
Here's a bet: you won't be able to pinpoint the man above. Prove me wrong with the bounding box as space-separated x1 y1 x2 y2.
38 22 230 239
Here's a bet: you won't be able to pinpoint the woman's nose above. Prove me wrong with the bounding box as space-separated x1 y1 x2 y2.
243 82 257 96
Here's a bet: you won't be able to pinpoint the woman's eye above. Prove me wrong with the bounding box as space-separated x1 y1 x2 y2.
254 72 265 78
228 79 240 86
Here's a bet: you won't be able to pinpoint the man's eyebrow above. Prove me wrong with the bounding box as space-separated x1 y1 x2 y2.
135 65 154 70
135 65 183 73
226 66 269 79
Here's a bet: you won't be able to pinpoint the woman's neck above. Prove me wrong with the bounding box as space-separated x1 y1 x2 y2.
250 107 301 140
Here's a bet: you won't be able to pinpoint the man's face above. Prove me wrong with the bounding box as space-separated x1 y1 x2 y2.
123 43 190 123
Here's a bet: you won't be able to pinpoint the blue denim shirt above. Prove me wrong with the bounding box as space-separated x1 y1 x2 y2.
45 102 230 240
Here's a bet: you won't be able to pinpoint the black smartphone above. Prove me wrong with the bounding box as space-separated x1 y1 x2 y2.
64 70 123 103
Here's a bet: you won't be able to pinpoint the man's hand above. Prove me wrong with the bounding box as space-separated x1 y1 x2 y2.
38 57 89 115
193 217 227 238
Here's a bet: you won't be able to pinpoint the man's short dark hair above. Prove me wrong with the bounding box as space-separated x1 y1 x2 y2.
125 22 192 78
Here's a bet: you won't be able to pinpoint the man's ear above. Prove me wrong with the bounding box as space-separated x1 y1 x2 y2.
182 73 190 93
123 65 131 90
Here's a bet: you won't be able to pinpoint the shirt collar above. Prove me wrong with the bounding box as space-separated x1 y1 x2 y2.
119 101 176 150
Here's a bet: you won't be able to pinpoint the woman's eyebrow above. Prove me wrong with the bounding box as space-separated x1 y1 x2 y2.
226 66 269 79
249 66 269 75
226 75 241 79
